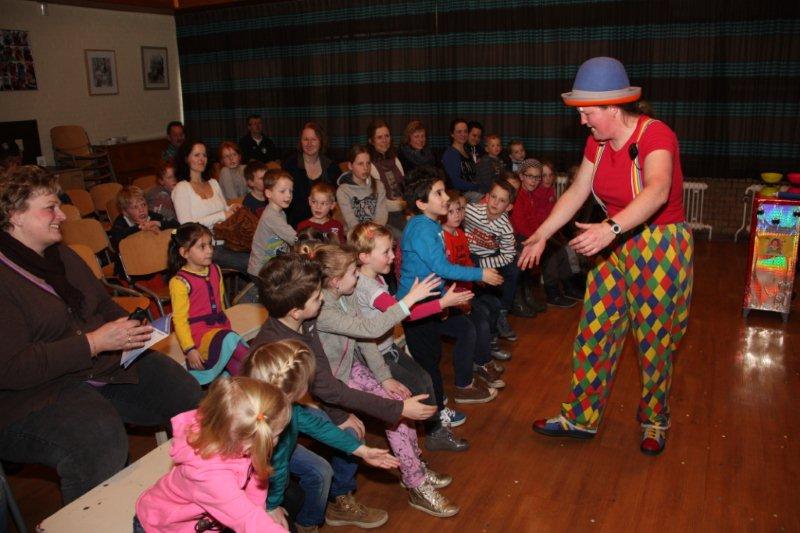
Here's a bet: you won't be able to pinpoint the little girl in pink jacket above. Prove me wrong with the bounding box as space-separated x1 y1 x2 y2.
135 377 291 532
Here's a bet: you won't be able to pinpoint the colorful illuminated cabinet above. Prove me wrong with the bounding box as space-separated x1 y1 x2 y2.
742 197 800 322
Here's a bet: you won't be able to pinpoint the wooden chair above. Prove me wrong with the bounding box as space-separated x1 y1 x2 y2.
50 125 115 184
68 244 151 316
60 218 116 277
90 182 123 219
338 161 349 173
132 174 157 192
55 169 86 191
60 203 82 221
266 161 282 171
118 230 173 316
227 196 243 206
106 198 121 223
64 188 95 218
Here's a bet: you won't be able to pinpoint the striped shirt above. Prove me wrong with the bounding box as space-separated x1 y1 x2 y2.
463 203 516 269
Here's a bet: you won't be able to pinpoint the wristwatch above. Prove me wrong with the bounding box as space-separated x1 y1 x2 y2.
605 218 622 235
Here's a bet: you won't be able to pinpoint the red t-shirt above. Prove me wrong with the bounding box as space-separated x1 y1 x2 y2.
442 227 474 291
584 115 685 225
296 218 346 244
510 185 556 238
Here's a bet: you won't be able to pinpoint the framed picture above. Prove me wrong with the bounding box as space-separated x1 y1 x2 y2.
84 49 118 95
0 29 38 91
141 46 169 90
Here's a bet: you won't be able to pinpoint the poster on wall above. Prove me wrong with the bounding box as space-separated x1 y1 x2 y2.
0 29 38 91
84 49 118 96
141 46 169 90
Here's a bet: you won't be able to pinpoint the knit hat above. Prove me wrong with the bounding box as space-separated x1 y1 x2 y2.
517 158 543 176
561 57 641 107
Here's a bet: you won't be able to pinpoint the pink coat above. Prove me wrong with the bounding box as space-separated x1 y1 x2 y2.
135 410 285 533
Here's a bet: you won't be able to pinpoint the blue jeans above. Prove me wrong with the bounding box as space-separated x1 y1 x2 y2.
300 408 359 502
290 444 333 526
465 294 499 365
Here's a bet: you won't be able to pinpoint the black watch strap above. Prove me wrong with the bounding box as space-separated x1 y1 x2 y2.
605 218 622 235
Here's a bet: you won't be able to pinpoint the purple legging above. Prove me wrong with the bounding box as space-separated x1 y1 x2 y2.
348 361 425 489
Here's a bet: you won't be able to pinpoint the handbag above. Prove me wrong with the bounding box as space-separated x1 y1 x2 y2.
213 207 259 252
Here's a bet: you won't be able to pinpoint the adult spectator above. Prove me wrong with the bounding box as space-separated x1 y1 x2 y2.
366 119 406 232
0 166 201 504
283 122 340 227
172 140 249 273
442 119 479 200
466 120 486 163
162 121 185 162
238 114 280 164
397 120 436 174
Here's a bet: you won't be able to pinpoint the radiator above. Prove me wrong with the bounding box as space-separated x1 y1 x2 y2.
682 181 713 239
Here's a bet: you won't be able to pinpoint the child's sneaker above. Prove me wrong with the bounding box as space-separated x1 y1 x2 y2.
325 493 388 528
407 482 460 518
401 467 453 489
454 380 497 404
424 425 469 452
490 337 511 361
496 310 517 341
440 407 466 427
474 363 506 389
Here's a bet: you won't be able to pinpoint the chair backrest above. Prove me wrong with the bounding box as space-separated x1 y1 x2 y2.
132 174 158 192
106 198 121 222
266 161 282 171
338 161 349 173
68 243 102 279
51 125 92 156
118 229 172 277
64 189 95 217
61 218 111 254
61 203 82 221
90 182 123 215
56 169 86 190
227 196 243 206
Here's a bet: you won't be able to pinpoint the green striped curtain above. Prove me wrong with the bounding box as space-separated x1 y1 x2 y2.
175 0 800 178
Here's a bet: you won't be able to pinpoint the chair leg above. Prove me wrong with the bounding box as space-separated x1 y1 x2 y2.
155 430 169 446
0 462 27 533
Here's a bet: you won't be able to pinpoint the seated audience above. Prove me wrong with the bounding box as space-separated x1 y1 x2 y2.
336 145 388 231
162 120 185 162
146 161 178 221
441 119 479 199
465 121 486 163
242 161 268 217
397 120 436 174
248 169 297 277
367 119 406 233
0 166 201 505
284 122 341 227
474 134 506 195
297 181 345 244
239 114 280 164
218 141 248 201
110 185 178 251
505 140 526 174
172 139 248 273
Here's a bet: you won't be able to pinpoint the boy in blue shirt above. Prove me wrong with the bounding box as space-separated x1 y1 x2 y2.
398 166 504 410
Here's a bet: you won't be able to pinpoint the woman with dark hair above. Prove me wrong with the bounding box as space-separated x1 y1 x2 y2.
171 140 248 273
366 119 406 232
0 166 201 504
519 57 693 455
397 120 436 174
441 119 480 201
283 122 341 227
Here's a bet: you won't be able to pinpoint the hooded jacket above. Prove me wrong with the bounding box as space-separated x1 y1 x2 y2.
335 172 388 230
135 410 285 533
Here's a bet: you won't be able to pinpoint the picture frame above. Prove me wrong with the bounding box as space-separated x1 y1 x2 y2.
141 46 169 90
84 49 118 96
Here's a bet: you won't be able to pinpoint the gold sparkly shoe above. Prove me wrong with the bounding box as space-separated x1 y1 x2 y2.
407 482 460 518
401 468 452 489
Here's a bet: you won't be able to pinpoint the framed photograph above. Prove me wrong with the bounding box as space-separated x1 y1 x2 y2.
84 49 118 95
141 46 169 90
0 29 38 91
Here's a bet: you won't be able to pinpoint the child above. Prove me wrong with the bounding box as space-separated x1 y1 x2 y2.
350 222 475 452
464 179 530 340
311 243 460 518
218 141 248 201
506 140 526 174
242 160 269 217
442 192 511 362
335 145 388 231
135 376 290 532
248 169 297 277
146 160 178 221
251 254 440 527
244 339 400 531
297 181 345 244
110 185 178 251
474 134 506 195
168 223 251 381
399 166 504 410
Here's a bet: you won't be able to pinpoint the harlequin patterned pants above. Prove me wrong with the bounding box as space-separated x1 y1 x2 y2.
561 223 693 430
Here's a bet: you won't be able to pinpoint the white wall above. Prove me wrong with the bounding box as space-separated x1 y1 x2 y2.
0 0 181 164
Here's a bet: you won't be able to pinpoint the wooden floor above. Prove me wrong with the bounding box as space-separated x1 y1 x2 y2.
8 240 799 532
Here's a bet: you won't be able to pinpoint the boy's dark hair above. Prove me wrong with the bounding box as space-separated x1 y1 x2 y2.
403 165 444 214
166 121 183 135
258 254 322 318
167 222 212 276
244 160 267 183
491 178 517 204
467 120 484 133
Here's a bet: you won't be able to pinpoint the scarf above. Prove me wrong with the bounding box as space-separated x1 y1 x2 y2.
0 230 85 314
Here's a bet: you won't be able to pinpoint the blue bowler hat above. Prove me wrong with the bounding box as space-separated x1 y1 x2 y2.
561 57 641 107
